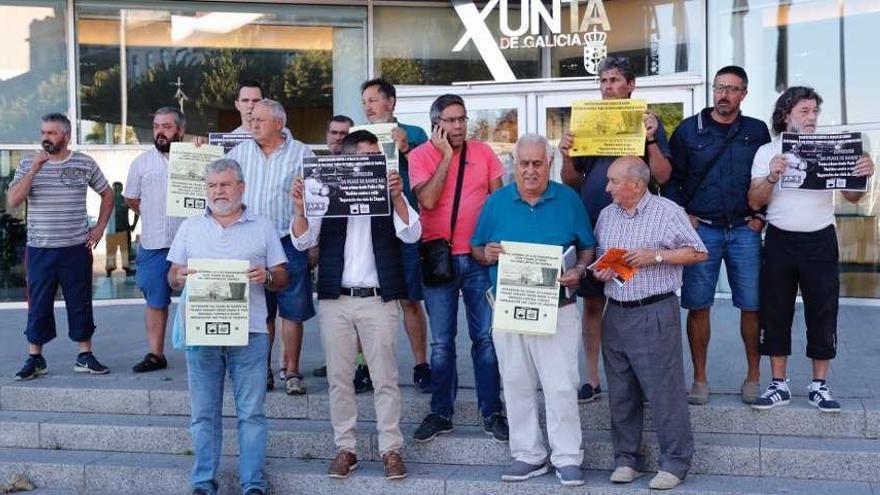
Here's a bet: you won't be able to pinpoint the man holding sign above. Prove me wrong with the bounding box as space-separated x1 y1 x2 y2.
124 106 185 373
167 158 288 495
748 87 874 413
559 56 673 404
472 134 595 487
594 156 706 490
291 130 420 481
360 78 433 393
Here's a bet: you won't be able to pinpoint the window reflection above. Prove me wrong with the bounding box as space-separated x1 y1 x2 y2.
0 1 67 144
374 6 540 85
552 0 701 78
77 3 367 145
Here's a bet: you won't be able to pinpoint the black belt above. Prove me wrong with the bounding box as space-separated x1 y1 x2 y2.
608 292 674 308
695 215 750 228
340 287 381 298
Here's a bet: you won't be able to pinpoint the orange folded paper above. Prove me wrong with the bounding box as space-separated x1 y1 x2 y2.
589 248 639 286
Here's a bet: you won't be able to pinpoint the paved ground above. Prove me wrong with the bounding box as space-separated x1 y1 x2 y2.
0 296 878 400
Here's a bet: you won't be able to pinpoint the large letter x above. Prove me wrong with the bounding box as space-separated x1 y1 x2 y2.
451 0 516 82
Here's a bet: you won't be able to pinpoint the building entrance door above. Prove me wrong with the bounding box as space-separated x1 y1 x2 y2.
396 76 701 182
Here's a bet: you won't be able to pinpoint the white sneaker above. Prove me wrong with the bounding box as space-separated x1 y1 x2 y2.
610 466 643 483
649 470 682 490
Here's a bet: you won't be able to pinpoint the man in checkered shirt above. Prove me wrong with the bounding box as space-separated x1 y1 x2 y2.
592 156 707 491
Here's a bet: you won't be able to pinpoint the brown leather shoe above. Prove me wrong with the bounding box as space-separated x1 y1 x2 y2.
382 451 407 480
328 451 358 479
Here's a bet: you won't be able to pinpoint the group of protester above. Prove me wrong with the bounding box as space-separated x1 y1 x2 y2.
7 56 874 494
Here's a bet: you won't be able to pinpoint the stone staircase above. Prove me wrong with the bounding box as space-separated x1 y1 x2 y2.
0 375 878 494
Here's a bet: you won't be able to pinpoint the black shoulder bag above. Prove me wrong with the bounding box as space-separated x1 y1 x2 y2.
419 142 467 286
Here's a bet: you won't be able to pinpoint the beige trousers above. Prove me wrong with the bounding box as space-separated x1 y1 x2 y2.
493 303 583 467
320 295 403 455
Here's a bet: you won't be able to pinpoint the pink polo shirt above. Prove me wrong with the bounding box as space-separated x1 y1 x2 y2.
408 140 504 255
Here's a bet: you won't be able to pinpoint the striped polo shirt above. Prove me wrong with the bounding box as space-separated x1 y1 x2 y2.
12 151 110 248
226 130 314 238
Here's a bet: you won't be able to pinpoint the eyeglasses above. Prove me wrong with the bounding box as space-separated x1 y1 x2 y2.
438 116 469 124
712 84 745 94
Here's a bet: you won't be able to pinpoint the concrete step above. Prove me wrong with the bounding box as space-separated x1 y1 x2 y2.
3 378 878 439
1 448 876 495
1 411 878 481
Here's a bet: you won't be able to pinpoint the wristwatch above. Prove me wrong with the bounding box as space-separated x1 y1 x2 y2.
264 270 273 287
654 251 663 265
646 138 657 145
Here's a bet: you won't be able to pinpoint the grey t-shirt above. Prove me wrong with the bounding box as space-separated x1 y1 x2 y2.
12 151 109 248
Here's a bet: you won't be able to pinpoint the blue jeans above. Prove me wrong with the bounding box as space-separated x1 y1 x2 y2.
186 333 269 495
681 223 761 310
423 254 502 420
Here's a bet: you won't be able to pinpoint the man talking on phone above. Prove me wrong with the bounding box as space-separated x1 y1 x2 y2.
407 94 508 443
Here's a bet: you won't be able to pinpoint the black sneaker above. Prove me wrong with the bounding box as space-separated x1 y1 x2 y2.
413 363 431 394
132 353 167 373
577 383 603 404
267 367 275 391
354 364 373 394
14 355 47 381
313 365 327 377
482 412 509 442
413 413 453 442
751 380 790 410
73 352 110 375
808 381 841 413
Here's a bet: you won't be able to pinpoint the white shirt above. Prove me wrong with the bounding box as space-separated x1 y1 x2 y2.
291 199 421 287
751 138 836 232
123 148 183 249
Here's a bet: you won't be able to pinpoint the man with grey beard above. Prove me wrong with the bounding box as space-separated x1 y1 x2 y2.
167 158 289 495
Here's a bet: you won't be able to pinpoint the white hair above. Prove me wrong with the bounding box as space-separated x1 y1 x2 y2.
255 99 287 127
513 133 553 166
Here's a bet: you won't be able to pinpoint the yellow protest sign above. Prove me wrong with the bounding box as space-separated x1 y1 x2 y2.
570 99 647 157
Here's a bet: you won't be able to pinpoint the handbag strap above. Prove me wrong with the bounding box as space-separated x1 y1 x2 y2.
448 141 468 242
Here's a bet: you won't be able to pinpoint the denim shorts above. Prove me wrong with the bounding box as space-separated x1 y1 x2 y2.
681 223 761 311
401 241 424 301
266 236 316 322
136 247 173 309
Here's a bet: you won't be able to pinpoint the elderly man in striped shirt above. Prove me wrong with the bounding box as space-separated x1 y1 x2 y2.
592 156 707 490
226 99 317 396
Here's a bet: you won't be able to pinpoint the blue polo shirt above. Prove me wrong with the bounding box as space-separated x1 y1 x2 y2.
471 181 596 292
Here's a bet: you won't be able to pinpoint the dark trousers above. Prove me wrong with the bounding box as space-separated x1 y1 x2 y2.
602 295 693 479
25 244 96 345
759 224 839 360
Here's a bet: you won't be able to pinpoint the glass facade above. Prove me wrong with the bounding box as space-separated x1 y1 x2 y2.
552 0 703 79
76 1 367 145
1 0 879 301
708 0 880 297
0 1 67 144
374 5 540 84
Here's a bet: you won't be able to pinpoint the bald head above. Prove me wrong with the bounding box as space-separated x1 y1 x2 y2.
606 156 650 209
610 156 650 186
